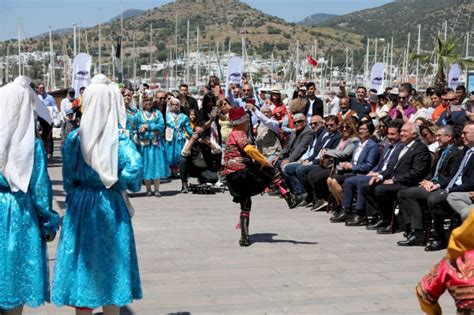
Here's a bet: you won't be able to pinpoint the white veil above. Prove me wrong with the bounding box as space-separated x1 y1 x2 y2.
0 76 37 193
79 74 126 188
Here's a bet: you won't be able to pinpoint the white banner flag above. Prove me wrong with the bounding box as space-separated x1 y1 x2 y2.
370 62 385 94
226 57 244 87
448 63 462 90
71 53 92 98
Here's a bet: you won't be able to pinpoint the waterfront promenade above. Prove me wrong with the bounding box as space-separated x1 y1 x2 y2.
24 155 454 314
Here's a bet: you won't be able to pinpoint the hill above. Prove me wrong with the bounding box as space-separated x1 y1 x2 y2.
317 0 473 50
5 0 363 62
109 9 145 22
297 13 338 26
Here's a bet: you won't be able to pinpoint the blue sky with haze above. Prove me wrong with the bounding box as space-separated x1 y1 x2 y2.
0 0 393 41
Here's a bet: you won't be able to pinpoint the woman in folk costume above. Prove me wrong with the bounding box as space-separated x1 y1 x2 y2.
222 107 296 247
0 76 59 315
417 208 474 314
135 94 169 197
52 74 143 315
165 97 193 177
123 89 138 141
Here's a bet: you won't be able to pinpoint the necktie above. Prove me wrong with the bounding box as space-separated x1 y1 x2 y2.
378 145 394 172
432 146 452 182
447 148 474 189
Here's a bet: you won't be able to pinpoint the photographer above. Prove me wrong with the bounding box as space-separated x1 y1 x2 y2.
179 126 222 193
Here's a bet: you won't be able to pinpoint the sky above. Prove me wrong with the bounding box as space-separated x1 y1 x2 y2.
0 0 393 41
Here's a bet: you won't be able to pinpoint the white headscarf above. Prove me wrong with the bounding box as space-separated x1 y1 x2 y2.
79 74 126 188
0 76 37 193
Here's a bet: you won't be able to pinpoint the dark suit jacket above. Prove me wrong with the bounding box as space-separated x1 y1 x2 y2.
430 146 463 188
372 142 404 173
310 131 342 163
351 138 380 174
436 109 467 127
381 140 432 186
304 97 324 118
447 148 474 193
279 125 313 162
180 95 199 117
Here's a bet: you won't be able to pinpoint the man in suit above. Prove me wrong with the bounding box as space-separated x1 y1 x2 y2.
304 82 324 119
397 125 463 246
341 119 404 226
422 121 474 251
292 115 342 207
362 122 432 233
281 115 325 203
273 113 313 169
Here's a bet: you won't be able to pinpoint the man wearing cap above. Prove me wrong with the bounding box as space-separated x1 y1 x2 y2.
222 107 296 247
61 88 76 120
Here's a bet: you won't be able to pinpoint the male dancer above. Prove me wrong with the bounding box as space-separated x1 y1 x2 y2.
222 107 295 246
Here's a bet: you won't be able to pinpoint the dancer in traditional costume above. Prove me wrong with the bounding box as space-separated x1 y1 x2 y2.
417 208 474 314
52 74 143 315
136 95 168 196
165 97 193 177
222 107 296 247
0 76 60 315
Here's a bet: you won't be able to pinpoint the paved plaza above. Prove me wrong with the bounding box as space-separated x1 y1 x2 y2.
23 155 455 314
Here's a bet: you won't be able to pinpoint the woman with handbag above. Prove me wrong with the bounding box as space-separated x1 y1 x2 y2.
52 74 143 315
308 118 359 211
0 76 60 315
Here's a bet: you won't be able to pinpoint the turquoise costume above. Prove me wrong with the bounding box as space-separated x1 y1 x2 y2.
136 109 169 180
52 129 143 308
125 107 138 141
0 139 59 309
166 112 193 166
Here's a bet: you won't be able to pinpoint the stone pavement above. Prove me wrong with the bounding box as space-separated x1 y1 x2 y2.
24 156 455 314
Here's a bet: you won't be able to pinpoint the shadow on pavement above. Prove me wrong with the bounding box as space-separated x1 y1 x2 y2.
251 233 318 245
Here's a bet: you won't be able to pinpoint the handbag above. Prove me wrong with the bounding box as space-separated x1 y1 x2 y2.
319 156 334 169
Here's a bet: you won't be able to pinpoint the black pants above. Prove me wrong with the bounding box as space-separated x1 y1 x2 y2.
179 157 218 184
361 183 408 224
397 187 429 230
307 168 332 200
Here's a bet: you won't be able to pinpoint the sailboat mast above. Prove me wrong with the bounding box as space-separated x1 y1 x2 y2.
17 20 21 76
98 21 102 74
416 24 421 89
49 26 55 90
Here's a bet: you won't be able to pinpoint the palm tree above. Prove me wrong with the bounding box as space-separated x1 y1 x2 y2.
411 36 474 91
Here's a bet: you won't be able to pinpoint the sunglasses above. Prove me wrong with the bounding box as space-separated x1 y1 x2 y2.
399 96 408 100
444 98 457 102
294 120 305 125
310 122 321 126
342 125 351 130
325 123 335 127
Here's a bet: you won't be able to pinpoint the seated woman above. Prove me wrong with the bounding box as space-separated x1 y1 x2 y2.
327 120 380 223
308 118 359 211
419 121 440 163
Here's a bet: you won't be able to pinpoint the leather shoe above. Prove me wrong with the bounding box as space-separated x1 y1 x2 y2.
330 211 352 223
397 231 426 246
376 225 392 234
366 219 385 230
345 215 366 226
425 240 446 252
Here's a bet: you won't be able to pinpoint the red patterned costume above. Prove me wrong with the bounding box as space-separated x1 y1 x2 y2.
223 107 295 247
417 208 474 314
